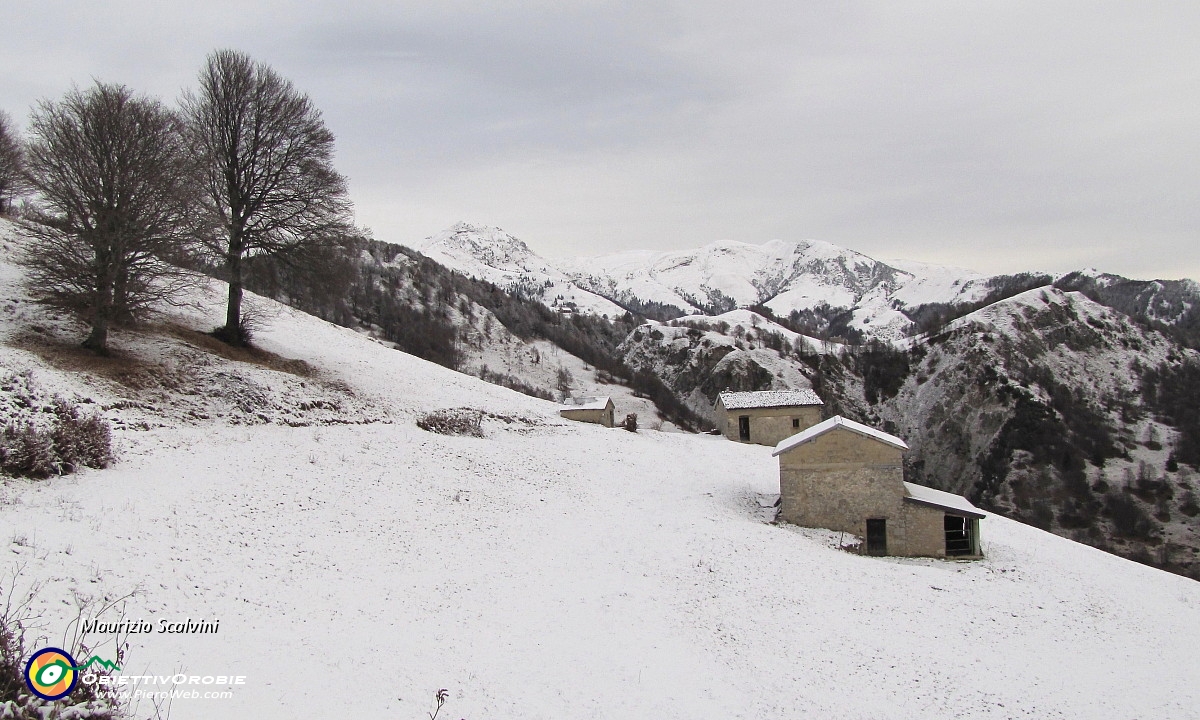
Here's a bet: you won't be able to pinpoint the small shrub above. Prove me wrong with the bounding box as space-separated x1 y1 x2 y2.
0 399 111 478
622 413 638 433
51 399 112 472
417 408 484 437
1 422 56 477
211 319 253 348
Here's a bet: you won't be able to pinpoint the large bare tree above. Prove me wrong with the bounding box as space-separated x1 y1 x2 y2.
0 110 26 215
21 82 198 353
182 49 353 345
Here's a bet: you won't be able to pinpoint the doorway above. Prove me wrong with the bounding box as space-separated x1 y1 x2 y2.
866 518 887 556
944 515 973 556
738 415 750 442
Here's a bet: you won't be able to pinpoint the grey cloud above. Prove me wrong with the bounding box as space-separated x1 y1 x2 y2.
1 1 1198 280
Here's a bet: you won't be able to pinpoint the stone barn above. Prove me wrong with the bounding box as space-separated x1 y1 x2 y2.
773 416 984 558
559 396 615 428
715 390 823 446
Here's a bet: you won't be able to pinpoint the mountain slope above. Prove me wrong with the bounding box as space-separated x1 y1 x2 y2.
1 226 1198 718
876 287 1200 575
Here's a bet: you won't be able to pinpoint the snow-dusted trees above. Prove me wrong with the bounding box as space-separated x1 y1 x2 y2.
182 49 353 346
21 82 198 353
0 110 26 215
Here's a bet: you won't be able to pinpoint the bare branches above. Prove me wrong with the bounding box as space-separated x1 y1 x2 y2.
182 49 353 345
20 82 200 353
0 110 27 215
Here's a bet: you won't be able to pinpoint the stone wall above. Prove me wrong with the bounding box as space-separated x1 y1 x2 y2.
560 406 614 427
717 405 823 446
778 426 948 557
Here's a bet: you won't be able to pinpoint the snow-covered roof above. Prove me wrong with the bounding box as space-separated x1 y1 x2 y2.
561 396 612 411
903 482 986 519
718 390 823 410
772 415 908 456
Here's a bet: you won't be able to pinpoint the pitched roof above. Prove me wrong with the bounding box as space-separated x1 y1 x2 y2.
903 482 986 519
772 415 908 456
561 396 612 411
718 389 823 410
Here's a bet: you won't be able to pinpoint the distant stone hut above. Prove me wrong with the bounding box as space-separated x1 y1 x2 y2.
773 416 984 558
715 390 824 446
559 396 615 428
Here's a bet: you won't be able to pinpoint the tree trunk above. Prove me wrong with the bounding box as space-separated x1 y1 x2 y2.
83 312 110 354
84 256 114 355
225 249 244 344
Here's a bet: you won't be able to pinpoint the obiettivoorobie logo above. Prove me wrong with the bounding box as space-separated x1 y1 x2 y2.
24 647 122 701
24 647 119 701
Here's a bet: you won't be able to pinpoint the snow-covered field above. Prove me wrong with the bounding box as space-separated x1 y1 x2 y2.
2 229 1199 719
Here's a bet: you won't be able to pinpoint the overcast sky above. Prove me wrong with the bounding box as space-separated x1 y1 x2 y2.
3 2 1198 280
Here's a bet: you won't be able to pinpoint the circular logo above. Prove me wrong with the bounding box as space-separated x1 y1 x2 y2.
24 647 78 701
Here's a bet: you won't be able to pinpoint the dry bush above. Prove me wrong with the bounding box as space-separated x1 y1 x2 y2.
0 391 111 478
417 409 484 437
0 572 126 718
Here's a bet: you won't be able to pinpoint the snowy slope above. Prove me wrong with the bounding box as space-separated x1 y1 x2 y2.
1 223 1199 718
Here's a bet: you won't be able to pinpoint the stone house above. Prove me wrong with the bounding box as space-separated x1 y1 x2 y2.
559 396 615 428
773 415 984 558
715 390 824 446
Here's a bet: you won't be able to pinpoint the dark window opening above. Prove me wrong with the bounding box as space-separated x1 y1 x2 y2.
945 515 973 556
738 415 750 441
792 418 800 428
866 518 887 556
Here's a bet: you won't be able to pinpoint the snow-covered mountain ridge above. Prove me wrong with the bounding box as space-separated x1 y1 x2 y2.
409 222 1006 338
410 222 1200 345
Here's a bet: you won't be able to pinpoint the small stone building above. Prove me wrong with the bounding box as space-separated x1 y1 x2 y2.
773 416 984 558
715 390 824 446
559 396 615 428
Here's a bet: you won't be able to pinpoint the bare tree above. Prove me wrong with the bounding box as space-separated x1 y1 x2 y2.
0 110 27 215
182 49 353 345
21 82 198 353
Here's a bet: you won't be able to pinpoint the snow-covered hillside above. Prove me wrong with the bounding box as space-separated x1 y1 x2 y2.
2 228 1199 719
876 286 1200 575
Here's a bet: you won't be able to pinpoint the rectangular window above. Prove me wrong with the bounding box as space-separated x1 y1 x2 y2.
792 418 800 428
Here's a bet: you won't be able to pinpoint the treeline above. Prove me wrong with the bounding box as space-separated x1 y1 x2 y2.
905 270 1200 350
1057 272 1200 350
1141 359 1200 468
747 303 866 345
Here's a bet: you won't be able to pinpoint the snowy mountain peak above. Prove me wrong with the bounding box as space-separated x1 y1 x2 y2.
409 223 628 317
417 222 544 273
